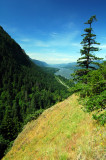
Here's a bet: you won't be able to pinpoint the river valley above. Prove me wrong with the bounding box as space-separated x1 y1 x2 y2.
55 68 75 79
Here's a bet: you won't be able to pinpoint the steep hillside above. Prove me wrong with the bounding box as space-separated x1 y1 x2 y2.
0 26 72 158
3 94 105 160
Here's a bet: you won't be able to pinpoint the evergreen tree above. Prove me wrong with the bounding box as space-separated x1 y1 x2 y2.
0 26 72 158
71 17 105 124
77 15 102 76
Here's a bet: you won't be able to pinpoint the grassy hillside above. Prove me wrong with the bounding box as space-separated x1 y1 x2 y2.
0 26 72 159
3 94 105 160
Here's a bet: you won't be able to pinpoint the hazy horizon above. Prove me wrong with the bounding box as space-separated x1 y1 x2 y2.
1 0 106 64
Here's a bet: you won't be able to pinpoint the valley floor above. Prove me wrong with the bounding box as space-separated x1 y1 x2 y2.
3 94 106 160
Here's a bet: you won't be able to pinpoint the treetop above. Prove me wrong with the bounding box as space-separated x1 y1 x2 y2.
84 15 97 24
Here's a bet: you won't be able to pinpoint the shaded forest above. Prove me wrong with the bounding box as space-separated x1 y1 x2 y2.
0 26 73 159
0 15 106 159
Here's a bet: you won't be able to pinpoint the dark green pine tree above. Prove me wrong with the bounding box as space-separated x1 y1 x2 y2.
77 15 102 73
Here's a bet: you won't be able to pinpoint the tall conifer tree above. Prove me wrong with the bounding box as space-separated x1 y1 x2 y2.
77 15 102 72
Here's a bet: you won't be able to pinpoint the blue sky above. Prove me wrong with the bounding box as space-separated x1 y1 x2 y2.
0 0 106 64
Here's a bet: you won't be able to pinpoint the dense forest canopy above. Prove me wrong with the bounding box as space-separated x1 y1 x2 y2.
0 26 73 159
0 15 106 159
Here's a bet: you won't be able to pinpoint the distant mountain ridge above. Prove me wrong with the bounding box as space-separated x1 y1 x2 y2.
31 59 77 68
0 26 71 159
49 60 104 69
31 59 49 67
49 62 77 68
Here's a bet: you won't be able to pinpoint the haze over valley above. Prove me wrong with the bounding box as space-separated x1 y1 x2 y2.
0 0 106 159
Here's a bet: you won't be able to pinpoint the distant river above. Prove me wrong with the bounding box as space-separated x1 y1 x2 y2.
55 68 74 79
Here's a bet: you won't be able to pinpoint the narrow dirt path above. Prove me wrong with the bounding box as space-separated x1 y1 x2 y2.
55 76 70 89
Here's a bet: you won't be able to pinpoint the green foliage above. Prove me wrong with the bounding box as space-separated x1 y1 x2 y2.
73 62 106 124
56 75 75 88
76 15 102 79
42 67 59 74
4 140 14 155
84 15 97 24
71 16 105 125
85 91 106 112
0 26 71 158
24 109 44 124
0 135 9 159
93 112 106 125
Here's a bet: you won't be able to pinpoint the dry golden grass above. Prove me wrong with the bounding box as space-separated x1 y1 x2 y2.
2 94 106 160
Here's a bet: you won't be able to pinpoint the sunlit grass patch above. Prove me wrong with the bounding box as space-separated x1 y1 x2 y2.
3 94 106 160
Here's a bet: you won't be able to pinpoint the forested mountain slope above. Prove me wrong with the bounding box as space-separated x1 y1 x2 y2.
0 26 72 159
3 94 105 160
31 59 49 67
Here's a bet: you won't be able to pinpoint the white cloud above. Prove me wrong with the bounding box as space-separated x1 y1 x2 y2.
100 44 106 49
50 30 80 46
27 52 77 64
71 43 81 47
34 40 49 47
17 29 81 63
19 30 80 50
33 30 80 48
63 22 75 30
49 32 58 38
20 38 31 42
